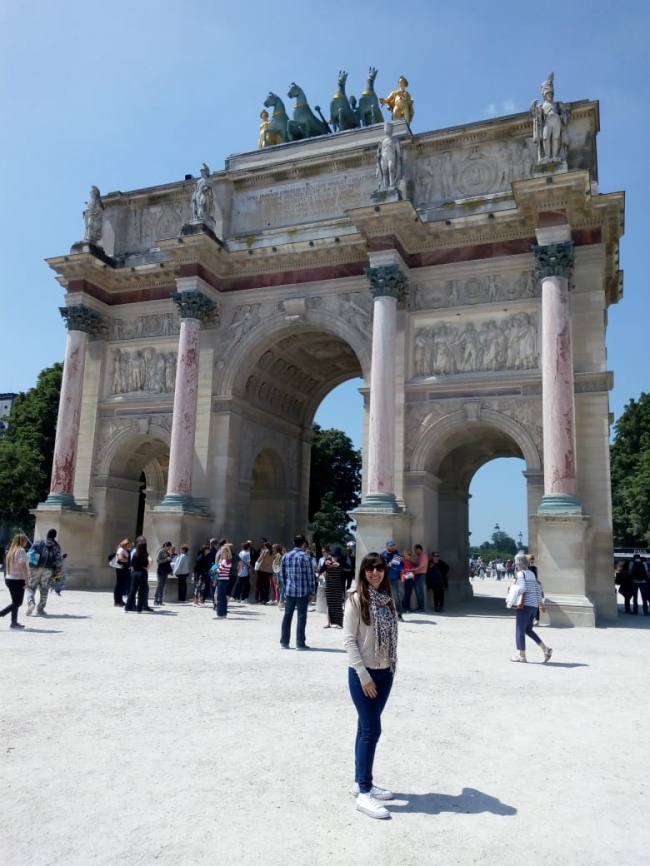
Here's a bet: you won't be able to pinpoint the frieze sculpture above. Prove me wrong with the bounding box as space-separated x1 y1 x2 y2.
380 75 414 129
171 290 218 323
530 72 571 163
532 241 575 280
191 164 216 225
329 70 361 132
83 186 104 245
339 293 372 334
60 304 108 336
413 312 539 377
226 304 262 344
358 67 384 127
108 312 179 342
376 122 404 193
110 347 177 395
412 270 539 310
365 264 409 302
287 83 330 138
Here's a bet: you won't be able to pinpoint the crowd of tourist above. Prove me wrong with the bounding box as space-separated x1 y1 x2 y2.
615 554 650 614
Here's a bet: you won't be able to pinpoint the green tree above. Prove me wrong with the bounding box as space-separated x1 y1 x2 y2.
611 392 650 546
309 424 361 522
310 492 351 548
0 363 62 533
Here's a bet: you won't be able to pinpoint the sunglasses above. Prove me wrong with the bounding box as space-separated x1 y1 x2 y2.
365 565 386 573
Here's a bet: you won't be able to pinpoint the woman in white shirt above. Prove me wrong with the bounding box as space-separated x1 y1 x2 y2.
1 533 30 629
511 551 552 663
343 552 399 820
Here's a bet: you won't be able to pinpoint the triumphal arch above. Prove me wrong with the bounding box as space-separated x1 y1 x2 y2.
36 71 624 624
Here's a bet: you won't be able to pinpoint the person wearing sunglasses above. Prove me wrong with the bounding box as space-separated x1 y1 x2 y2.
343 553 399 820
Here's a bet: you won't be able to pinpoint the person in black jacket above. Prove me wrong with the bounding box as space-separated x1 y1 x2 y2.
426 551 449 613
630 555 648 615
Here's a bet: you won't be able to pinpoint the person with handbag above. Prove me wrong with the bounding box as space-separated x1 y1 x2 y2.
0 533 30 629
344 551 399 819
112 538 133 607
510 551 552 663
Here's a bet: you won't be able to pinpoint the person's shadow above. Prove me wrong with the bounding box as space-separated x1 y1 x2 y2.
389 787 516 816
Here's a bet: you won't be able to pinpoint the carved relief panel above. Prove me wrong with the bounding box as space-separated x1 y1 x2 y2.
410 270 539 311
108 347 177 395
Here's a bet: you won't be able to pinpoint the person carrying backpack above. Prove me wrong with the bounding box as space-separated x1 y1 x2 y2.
26 528 62 616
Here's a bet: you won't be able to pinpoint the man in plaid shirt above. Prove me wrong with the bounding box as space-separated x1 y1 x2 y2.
280 534 316 650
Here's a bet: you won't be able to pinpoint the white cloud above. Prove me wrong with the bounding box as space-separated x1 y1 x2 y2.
483 99 516 117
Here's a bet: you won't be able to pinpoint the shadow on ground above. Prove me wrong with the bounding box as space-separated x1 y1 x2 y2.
389 787 517 816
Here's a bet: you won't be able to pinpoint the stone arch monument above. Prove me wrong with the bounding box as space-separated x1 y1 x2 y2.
36 76 624 624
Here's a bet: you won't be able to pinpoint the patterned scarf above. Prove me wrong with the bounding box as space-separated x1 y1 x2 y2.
368 586 398 674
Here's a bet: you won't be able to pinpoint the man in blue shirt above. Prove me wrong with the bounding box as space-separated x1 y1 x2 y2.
280 534 316 650
381 540 404 621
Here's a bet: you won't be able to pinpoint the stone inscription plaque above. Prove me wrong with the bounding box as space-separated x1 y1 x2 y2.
232 170 377 233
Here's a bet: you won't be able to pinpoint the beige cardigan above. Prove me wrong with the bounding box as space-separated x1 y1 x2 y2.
343 593 390 686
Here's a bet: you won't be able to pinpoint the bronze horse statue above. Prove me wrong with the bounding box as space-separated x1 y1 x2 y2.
287 83 330 139
329 70 360 132
358 67 384 127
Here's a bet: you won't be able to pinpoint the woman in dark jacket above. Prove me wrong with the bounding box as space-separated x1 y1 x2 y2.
193 543 211 606
125 539 152 613
426 552 449 613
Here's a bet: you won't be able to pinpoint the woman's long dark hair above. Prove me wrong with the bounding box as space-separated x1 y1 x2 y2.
355 552 395 625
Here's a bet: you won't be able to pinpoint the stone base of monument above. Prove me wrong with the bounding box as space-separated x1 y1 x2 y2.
533 158 568 177
535 512 597 626
33 500 103 589
150 505 213 561
371 187 403 205
353 507 412 566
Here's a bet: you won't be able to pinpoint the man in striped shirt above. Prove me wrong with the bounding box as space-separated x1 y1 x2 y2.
280 535 316 650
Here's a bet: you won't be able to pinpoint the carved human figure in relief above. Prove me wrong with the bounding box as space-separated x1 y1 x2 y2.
530 72 571 162
376 122 403 190
380 75 414 126
191 163 215 223
83 185 104 244
340 294 370 334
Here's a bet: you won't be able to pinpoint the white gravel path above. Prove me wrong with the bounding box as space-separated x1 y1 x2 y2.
1 579 648 866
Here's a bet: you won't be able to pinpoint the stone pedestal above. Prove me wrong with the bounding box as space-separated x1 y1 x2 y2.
354 509 412 565
149 507 213 561
33 503 99 588
535 513 594 626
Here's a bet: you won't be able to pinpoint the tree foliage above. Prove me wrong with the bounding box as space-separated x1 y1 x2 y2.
310 492 352 548
309 424 361 522
0 363 62 533
611 392 650 546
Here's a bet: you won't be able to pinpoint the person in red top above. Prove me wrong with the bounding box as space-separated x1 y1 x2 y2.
412 544 428 613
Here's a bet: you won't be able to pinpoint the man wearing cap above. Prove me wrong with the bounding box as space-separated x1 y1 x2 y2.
381 541 404 621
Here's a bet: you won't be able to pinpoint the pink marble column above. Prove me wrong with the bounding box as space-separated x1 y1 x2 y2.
47 305 106 506
358 265 407 511
533 241 582 513
161 290 215 507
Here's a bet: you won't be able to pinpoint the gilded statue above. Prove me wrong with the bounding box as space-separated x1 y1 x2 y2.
380 75 414 128
83 185 104 244
530 72 571 163
258 110 272 148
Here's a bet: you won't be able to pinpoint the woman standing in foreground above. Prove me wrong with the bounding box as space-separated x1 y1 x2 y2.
343 552 398 820
1 533 29 628
511 551 552 663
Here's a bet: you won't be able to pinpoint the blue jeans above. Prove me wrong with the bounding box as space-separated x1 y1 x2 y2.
280 594 309 647
348 666 394 794
389 578 402 614
515 606 542 650
414 574 426 611
215 579 228 617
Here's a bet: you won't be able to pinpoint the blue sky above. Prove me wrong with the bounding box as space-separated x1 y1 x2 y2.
1 0 648 546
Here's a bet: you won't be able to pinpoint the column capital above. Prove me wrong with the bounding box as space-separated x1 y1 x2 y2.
171 290 219 325
532 241 575 280
59 305 108 336
364 264 409 302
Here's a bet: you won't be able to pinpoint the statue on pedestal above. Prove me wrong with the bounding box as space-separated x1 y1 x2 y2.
191 164 215 224
380 75 414 129
83 186 104 244
530 72 571 163
258 110 272 148
376 122 403 193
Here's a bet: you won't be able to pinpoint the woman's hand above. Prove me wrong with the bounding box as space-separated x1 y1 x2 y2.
362 679 378 698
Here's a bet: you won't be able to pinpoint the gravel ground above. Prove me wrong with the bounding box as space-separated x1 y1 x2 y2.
1 578 648 866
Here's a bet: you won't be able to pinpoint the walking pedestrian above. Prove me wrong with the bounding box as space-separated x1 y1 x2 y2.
426 552 449 613
1 533 29 629
280 535 316 650
344 551 398 820
26 528 62 616
125 538 152 613
511 551 552 663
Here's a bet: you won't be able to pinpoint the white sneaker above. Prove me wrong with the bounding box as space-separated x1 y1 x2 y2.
352 783 394 800
355 792 390 819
